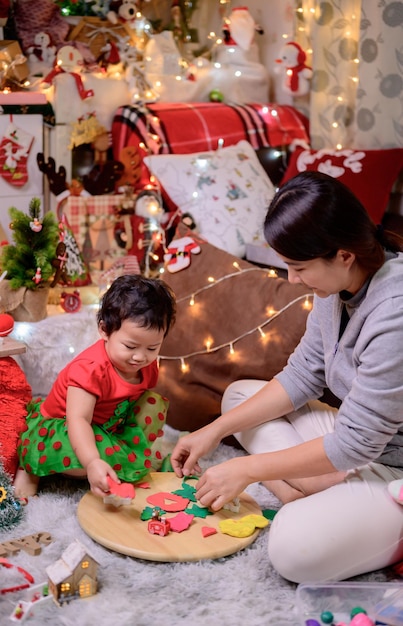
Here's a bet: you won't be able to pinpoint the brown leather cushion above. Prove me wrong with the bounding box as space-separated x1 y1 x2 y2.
155 230 312 432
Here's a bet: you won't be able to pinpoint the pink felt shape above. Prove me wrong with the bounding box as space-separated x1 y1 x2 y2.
106 476 135 499
281 146 403 224
146 492 189 512
202 526 218 538
136 482 150 489
168 512 194 533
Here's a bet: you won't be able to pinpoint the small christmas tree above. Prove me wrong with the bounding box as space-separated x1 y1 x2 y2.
0 461 24 530
1 198 59 290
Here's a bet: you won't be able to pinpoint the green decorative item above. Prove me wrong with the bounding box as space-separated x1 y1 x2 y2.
1 198 59 291
0 460 24 530
209 89 224 103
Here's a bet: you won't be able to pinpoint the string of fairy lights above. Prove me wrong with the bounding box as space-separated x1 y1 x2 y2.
158 261 313 373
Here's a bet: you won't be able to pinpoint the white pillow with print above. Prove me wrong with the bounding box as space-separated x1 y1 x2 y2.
144 140 275 257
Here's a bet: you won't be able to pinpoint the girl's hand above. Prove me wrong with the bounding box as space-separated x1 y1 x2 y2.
195 458 250 512
86 458 120 498
171 426 222 478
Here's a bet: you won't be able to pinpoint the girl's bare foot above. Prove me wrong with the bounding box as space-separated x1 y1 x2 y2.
13 468 40 498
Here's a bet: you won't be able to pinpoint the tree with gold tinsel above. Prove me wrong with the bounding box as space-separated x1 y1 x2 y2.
0 461 24 530
1 198 59 290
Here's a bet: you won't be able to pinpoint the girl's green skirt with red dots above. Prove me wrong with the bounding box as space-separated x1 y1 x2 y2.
17 391 168 483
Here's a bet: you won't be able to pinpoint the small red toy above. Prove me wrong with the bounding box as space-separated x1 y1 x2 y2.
148 509 171 536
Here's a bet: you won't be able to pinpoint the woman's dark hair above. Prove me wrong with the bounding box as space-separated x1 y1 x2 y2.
264 171 403 274
97 274 176 337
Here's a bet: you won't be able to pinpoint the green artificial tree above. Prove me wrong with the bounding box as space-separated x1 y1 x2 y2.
0 460 24 530
1 198 59 290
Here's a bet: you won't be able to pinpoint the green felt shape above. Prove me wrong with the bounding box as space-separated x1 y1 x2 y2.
185 504 213 518
262 509 278 521
161 454 174 472
183 475 200 482
172 483 197 502
140 506 166 521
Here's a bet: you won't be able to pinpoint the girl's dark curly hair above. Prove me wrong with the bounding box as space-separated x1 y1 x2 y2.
97 274 176 337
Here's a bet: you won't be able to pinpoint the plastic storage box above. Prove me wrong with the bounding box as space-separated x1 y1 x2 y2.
296 582 402 625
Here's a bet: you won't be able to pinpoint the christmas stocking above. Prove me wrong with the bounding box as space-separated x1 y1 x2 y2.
164 236 201 273
0 119 34 187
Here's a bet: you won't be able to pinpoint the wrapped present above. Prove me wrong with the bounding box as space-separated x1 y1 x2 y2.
0 40 29 83
68 17 136 59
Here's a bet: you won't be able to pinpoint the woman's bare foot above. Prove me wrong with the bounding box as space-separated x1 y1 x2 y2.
262 471 347 504
262 479 305 503
13 468 40 498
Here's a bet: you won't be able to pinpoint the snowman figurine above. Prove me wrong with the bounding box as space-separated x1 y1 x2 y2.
275 41 312 97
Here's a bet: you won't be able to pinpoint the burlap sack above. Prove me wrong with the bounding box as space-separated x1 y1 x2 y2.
0 281 49 322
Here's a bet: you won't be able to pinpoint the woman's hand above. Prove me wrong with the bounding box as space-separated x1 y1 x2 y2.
171 425 222 478
86 458 120 498
195 457 251 512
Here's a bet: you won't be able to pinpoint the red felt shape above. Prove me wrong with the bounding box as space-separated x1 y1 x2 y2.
106 476 135 499
202 526 218 538
281 146 403 224
168 512 194 533
0 358 31 478
146 492 189 512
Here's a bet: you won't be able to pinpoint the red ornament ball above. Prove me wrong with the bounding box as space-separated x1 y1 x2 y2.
0 313 14 337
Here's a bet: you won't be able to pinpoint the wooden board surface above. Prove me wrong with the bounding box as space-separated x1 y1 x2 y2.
0 337 26 358
77 473 264 562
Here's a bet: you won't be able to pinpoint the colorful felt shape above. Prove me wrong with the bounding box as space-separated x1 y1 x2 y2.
103 476 136 507
155 224 312 433
280 146 403 224
219 514 268 538
168 512 194 533
146 492 189 512
202 526 217 538
144 140 276 257
185 504 212 519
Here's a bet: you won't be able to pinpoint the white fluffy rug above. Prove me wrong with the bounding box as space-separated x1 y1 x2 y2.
0 427 389 626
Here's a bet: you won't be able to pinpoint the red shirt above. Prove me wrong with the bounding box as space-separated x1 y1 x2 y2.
41 340 159 425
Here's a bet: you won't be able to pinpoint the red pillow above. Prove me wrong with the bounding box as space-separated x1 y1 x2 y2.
281 147 403 224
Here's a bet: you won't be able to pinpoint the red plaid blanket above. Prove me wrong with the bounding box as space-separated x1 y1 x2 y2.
111 102 309 159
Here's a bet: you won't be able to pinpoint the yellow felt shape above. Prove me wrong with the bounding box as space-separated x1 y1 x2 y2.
219 519 256 538
219 514 269 538
241 514 269 529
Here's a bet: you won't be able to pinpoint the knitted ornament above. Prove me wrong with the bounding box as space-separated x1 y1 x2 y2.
0 357 32 478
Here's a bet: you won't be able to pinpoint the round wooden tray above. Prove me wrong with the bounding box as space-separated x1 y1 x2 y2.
77 472 264 562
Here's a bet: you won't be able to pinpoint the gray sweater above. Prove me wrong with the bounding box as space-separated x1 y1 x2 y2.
275 251 403 471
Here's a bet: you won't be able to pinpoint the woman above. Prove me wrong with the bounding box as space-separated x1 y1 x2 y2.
171 171 403 583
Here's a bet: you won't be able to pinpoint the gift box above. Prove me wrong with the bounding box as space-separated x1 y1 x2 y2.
0 40 29 83
68 17 137 59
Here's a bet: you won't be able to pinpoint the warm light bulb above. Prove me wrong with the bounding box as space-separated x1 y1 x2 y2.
189 295 195 306
229 343 235 355
303 297 312 310
268 269 277 278
233 261 242 272
258 327 266 338
180 358 189 373
207 276 215 283
267 307 276 317
205 338 213 352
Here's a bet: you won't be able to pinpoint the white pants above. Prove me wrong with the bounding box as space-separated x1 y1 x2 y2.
222 380 403 583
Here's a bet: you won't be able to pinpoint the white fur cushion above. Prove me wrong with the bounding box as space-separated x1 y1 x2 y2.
144 140 275 257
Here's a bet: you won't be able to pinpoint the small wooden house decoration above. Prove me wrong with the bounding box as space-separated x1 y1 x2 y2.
46 539 99 605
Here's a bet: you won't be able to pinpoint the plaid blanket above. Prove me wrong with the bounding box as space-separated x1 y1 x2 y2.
111 102 309 159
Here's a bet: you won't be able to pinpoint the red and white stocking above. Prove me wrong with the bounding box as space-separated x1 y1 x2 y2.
0 119 34 187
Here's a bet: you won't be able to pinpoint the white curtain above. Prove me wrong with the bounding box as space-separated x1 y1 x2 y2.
297 0 403 150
